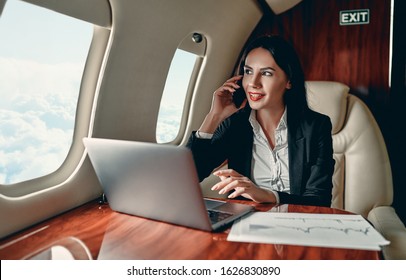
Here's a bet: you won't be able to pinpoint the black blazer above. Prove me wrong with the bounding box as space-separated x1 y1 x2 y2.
187 107 335 207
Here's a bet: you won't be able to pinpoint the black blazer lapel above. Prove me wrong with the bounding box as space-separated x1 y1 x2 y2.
228 120 253 178
288 117 305 195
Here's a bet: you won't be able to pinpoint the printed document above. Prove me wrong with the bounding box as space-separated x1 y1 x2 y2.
227 212 389 250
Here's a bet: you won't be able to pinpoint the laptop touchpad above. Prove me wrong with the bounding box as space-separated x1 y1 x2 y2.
204 199 225 210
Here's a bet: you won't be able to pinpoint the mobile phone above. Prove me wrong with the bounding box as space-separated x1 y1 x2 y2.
232 80 246 108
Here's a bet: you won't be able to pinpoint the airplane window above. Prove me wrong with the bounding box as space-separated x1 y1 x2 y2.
0 0 93 184
156 49 198 143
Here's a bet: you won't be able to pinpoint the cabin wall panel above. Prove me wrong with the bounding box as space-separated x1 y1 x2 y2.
93 0 262 142
253 0 391 107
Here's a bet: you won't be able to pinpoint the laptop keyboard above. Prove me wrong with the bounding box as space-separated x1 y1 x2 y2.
207 209 233 224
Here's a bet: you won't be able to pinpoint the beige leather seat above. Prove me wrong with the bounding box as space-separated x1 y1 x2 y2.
306 81 406 259
201 81 406 259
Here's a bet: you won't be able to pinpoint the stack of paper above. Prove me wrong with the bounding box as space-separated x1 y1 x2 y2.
227 212 389 250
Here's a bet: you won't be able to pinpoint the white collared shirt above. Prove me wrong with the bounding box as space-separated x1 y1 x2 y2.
249 109 290 202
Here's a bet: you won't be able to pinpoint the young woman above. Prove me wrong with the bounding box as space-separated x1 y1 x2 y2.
187 35 335 207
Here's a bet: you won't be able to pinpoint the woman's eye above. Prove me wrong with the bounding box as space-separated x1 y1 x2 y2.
244 69 252 75
262 71 273 76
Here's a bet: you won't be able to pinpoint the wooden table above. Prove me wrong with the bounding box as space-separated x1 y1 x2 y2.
0 199 380 260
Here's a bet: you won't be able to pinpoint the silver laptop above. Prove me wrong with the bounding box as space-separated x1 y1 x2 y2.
83 137 253 231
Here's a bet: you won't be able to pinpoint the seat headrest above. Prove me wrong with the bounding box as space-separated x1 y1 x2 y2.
306 81 349 134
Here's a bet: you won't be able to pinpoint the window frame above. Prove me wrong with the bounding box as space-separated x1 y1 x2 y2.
156 33 207 145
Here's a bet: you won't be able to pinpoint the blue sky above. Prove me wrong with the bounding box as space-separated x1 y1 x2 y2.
0 0 92 64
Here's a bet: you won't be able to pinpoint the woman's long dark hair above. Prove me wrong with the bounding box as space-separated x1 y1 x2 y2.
238 35 309 114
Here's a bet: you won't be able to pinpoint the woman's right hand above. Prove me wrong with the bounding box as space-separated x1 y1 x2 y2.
210 75 244 117
198 76 247 134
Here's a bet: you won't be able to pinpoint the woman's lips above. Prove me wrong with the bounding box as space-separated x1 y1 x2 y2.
249 92 265 101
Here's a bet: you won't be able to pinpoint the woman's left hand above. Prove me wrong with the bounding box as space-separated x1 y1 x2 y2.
212 169 277 203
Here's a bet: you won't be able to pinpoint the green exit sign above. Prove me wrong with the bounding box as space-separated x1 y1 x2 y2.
340 9 370 25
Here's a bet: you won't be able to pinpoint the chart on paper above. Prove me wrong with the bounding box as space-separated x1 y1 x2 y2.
228 212 389 250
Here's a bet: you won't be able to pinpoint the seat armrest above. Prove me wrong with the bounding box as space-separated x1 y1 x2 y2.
368 206 406 259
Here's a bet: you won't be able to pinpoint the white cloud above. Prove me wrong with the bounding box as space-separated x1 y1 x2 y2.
0 57 81 104
0 57 83 184
156 104 182 143
0 109 73 184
